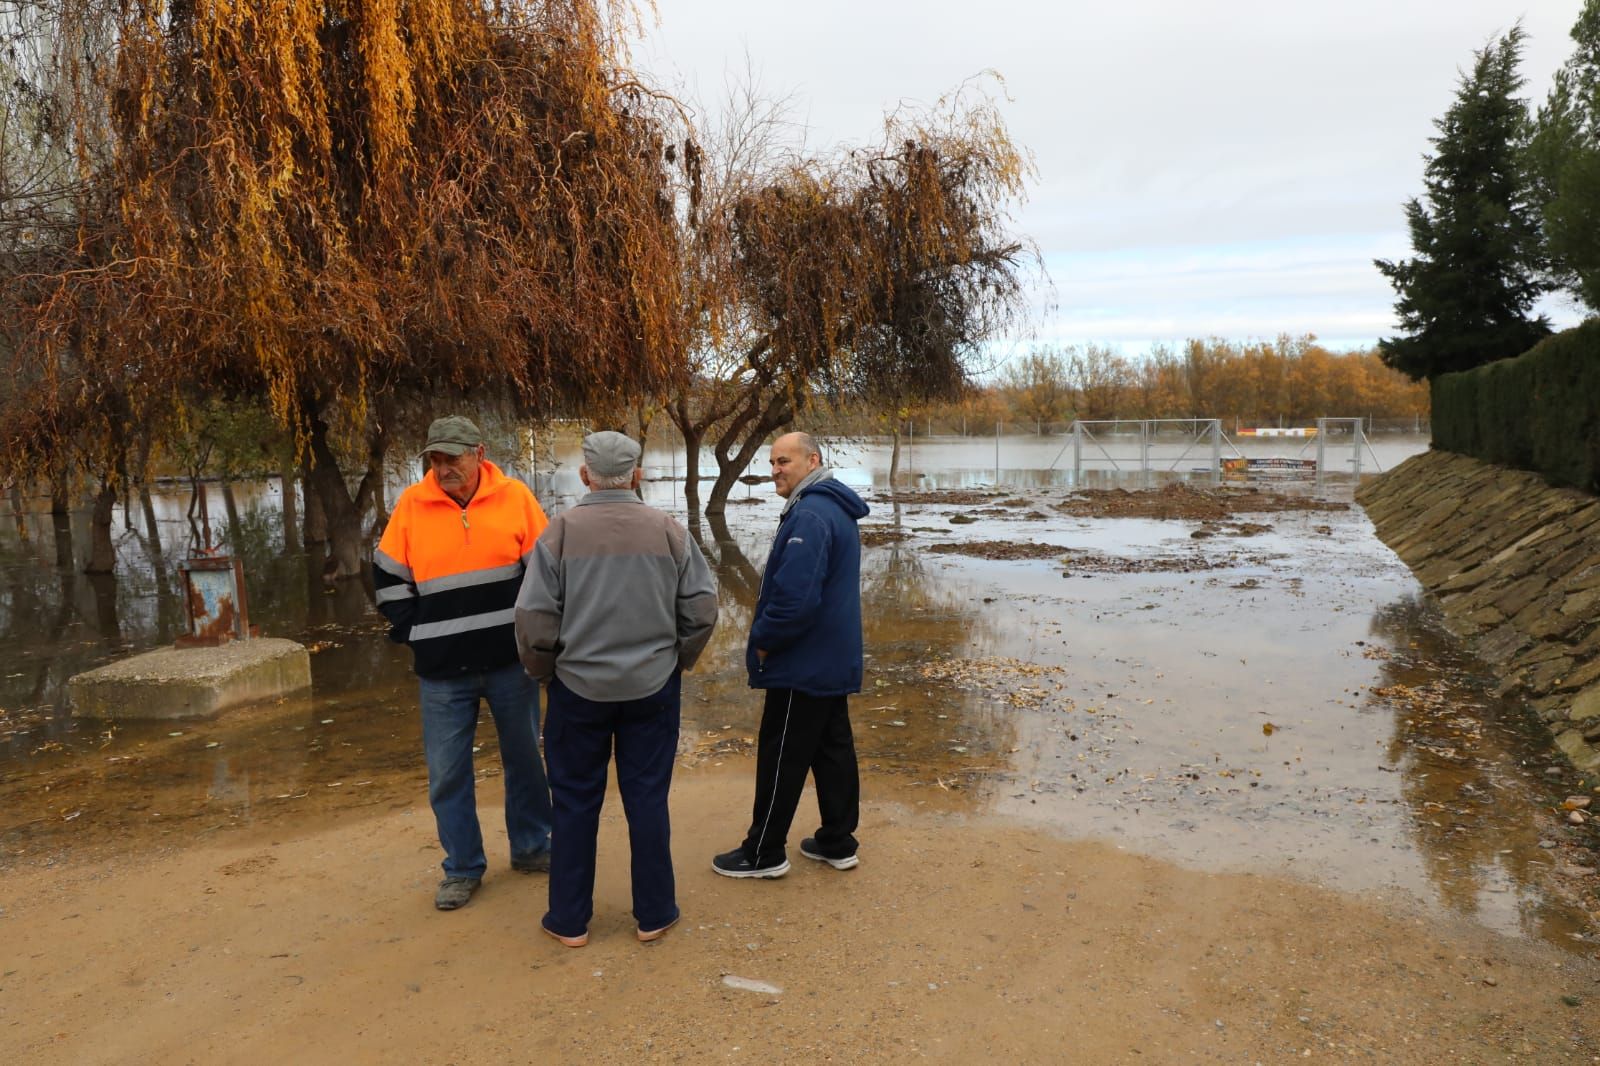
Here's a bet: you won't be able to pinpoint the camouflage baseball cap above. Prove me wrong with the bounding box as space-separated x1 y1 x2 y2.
420 415 483 457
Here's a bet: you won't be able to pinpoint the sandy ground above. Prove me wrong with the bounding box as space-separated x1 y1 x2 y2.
4 763 1599 1065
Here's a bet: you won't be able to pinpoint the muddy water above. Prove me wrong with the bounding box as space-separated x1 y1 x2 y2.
3 434 1596 952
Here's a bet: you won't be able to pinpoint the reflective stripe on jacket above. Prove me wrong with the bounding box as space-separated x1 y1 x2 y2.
373 459 549 679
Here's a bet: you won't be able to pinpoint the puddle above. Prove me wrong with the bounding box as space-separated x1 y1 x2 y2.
3 434 1598 953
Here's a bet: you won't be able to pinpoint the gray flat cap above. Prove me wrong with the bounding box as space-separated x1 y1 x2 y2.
582 430 642 478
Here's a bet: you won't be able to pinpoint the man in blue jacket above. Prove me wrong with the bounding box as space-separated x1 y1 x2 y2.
713 431 870 879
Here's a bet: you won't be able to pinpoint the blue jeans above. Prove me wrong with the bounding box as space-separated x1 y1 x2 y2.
542 672 680 938
418 662 552 880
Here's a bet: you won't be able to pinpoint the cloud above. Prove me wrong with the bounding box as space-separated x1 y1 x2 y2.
639 0 1590 348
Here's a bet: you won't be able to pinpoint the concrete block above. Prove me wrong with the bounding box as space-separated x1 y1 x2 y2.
69 638 312 720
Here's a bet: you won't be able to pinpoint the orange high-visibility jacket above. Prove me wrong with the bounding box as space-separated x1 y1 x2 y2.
373 460 549 679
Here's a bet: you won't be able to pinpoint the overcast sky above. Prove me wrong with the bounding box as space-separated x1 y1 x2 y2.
636 0 1591 358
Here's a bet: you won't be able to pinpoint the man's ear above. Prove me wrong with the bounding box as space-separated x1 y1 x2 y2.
631 467 644 490
579 466 592 487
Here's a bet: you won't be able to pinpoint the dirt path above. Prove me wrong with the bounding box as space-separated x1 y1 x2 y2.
4 764 1597 1064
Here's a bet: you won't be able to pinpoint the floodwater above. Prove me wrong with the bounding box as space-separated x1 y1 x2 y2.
3 432 1596 953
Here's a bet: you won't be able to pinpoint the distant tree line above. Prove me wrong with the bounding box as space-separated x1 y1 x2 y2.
1377 4 1600 380
881 337 1426 432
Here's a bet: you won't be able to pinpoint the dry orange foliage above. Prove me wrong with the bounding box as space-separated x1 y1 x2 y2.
5 0 691 476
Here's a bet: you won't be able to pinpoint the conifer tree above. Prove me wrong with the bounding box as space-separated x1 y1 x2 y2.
1528 0 1600 311
1375 26 1551 380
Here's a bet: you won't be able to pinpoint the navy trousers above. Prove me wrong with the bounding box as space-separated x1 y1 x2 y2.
542 672 681 937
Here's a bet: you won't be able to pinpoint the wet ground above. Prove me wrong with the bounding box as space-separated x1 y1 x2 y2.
3 432 1598 956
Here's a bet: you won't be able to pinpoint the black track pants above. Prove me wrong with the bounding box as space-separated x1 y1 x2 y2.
741 687 860 864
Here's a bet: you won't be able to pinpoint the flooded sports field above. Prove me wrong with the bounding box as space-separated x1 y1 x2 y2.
3 431 1597 955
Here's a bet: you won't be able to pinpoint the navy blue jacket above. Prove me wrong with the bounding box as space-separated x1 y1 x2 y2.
746 477 870 696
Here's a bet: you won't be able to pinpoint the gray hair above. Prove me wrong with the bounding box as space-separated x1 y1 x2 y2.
585 467 635 491
791 431 822 461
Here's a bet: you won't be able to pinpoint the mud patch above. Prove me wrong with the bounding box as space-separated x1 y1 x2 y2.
1192 521 1274 539
1054 481 1351 520
1060 549 1249 574
859 526 912 547
925 541 1067 561
967 506 1050 520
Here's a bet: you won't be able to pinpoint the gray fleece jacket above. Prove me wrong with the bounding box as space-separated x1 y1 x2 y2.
514 490 718 701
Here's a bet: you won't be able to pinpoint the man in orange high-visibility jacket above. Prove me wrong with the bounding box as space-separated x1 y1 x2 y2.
373 415 553 911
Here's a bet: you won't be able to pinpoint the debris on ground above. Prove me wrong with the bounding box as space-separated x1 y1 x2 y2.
859 526 913 546
915 656 1072 711
924 541 1066 561
1054 481 1351 520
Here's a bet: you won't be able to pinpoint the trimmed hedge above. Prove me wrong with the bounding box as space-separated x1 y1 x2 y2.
1432 320 1600 494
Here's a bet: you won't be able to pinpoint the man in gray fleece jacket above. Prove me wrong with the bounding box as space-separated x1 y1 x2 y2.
515 431 717 947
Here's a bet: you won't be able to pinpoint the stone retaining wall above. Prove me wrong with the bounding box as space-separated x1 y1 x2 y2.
1357 449 1600 769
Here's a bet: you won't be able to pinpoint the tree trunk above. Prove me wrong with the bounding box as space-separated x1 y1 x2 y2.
85 480 117 574
682 425 703 514
280 465 301 554
88 573 122 646
50 475 69 517
633 404 654 500
221 479 241 549
306 439 365 580
52 511 73 569
140 487 165 575
889 425 902 487
187 479 213 549
10 482 28 542
301 464 328 545
705 392 791 515
120 450 135 530
367 458 389 537
361 410 392 538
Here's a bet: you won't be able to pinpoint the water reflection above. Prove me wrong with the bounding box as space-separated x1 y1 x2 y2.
1371 595 1590 944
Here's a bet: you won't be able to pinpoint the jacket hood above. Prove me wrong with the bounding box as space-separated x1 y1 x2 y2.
797 476 869 521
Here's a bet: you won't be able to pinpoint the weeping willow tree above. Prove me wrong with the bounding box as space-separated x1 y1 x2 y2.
0 1 121 568
3 0 692 575
670 84 1036 514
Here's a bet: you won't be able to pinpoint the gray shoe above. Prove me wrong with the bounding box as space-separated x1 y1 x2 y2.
434 876 481 910
511 850 551 874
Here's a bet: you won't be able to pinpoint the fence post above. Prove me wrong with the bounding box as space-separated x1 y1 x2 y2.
994 422 1000 484
1210 419 1221 478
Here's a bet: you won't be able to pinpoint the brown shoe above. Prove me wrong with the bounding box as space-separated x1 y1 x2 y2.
541 921 588 948
637 915 680 943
